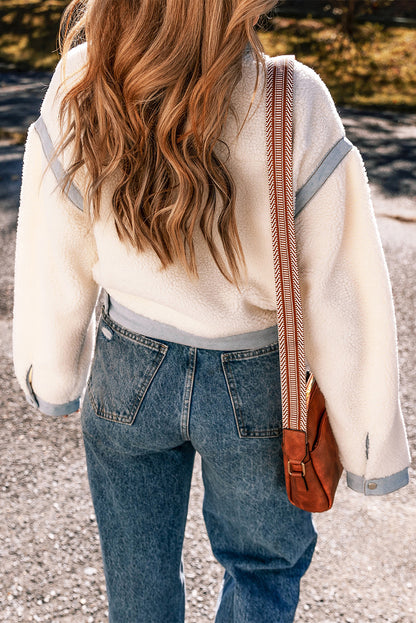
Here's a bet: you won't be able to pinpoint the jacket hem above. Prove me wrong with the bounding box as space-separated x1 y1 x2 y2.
104 292 280 351
346 468 409 496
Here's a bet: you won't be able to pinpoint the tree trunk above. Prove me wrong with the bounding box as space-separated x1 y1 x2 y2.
342 0 358 37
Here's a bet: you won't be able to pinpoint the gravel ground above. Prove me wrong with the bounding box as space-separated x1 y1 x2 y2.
0 75 415 622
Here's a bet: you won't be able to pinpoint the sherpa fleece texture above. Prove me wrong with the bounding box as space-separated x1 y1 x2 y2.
13 43 411 492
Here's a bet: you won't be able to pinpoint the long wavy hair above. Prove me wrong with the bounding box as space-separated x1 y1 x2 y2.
58 0 277 285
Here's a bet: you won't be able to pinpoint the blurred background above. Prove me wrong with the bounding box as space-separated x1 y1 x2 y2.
1 0 415 107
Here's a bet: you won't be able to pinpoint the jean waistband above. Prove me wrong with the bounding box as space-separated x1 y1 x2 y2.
102 292 279 351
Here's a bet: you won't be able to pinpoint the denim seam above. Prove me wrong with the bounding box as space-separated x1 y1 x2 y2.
87 348 168 425
221 358 246 437
87 376 141 425
221 341 279 362
87 378 133 424
181 347 196 442
101 309 169 354
221 357 282 439
81 423 97 444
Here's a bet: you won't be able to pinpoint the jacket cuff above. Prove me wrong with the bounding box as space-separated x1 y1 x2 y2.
25 393 80 416
346 468 409 496
25 366 80 416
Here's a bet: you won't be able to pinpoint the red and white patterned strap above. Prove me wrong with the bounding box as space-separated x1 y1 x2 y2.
266 55 307 433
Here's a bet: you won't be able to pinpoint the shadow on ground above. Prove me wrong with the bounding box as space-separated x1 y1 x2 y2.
0 72 49 132
0 0 66 69
340 106 416 199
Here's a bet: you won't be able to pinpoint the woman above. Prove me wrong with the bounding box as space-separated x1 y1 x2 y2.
13 1 410 621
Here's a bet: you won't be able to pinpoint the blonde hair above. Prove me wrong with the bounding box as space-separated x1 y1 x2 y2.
58 0 277 285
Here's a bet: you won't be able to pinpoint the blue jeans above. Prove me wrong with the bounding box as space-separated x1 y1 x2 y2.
80 306 317 623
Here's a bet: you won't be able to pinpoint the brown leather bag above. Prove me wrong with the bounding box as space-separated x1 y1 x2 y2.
282 372 343 512
266 55 343 513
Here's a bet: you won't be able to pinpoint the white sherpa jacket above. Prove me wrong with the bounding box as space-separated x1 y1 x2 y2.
13 43 411 496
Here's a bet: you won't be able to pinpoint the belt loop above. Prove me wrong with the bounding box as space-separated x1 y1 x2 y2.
102 290 110 314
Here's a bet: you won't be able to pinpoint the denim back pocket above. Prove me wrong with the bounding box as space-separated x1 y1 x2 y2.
87 311 168 425
221 343 282 438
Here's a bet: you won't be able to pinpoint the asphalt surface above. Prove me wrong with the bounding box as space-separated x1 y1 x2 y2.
0 72 415 623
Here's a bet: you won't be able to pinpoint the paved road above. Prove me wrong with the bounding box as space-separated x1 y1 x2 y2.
1 74 415 623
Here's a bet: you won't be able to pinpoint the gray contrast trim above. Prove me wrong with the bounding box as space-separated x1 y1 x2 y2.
33 116 84 211
25 394 80 417
295 136 353 218
105 293 279 351
346 467 409 496
25 365 80 416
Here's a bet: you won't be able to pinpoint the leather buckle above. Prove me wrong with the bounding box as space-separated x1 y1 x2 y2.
287 460 306 477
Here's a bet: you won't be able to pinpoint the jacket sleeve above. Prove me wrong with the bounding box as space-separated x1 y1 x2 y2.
13 55 100 416
293 64 411 495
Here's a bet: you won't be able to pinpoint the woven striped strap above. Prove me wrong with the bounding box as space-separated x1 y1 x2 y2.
266 55 307 433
